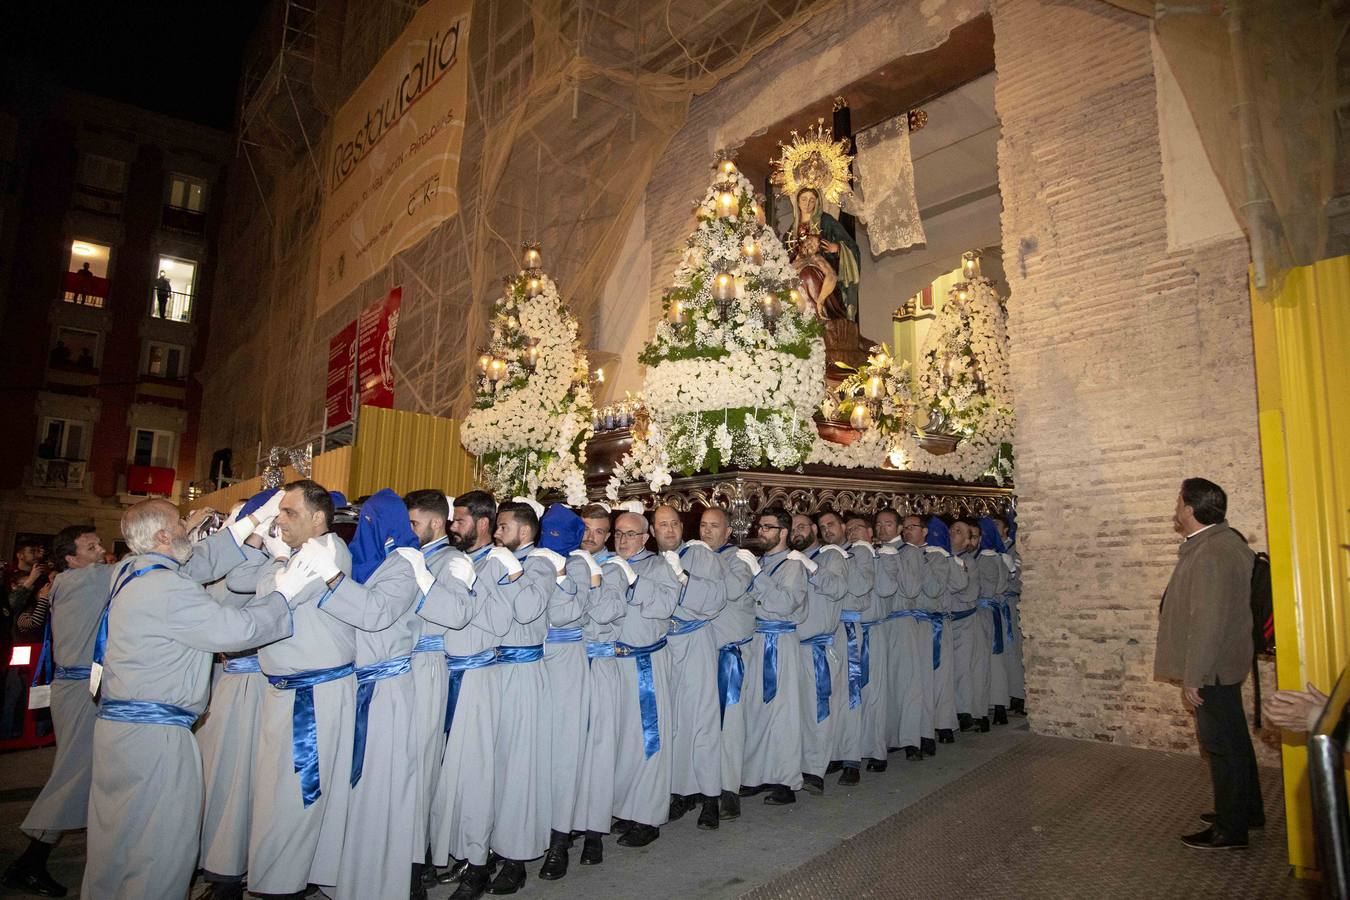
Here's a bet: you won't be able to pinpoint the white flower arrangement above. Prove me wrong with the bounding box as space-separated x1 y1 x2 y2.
607 160 826 498
460 271 593 504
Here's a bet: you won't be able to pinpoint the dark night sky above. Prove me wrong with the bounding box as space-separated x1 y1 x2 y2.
2 1 269 131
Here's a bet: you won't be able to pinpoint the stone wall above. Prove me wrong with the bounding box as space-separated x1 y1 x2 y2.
993 0 1270 758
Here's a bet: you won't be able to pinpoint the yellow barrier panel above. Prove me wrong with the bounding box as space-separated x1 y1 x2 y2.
1252 256 1350 876
349 405 478 499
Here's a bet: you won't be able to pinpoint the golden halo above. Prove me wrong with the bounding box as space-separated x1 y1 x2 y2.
771 118 853 207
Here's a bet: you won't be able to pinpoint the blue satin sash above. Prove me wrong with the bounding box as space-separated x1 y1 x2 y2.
717 637 753 723
616 637 667 758
351 655 413 787
976 598 1007 654
754 619 797 703
840 611 864 709
413 634 445 652
586 641 616 659
668 616 711 636
890 609 945 669
265 662 355 807
97 698 196 728
30 618 53 688
91 562 172 669
54 665 93 680
799 633 834 723
496 644 545 663
445 649 498 734
223 655 262 674
546 627 584 643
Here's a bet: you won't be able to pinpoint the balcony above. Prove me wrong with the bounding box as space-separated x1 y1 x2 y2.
150 287 193 323
162 204 206 237
32 458 87 491
72 183 125 217
62 269 109 309
126 464 176 497
44 360 100 394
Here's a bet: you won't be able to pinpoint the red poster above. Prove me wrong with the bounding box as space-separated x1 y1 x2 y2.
325 319 358 430
357 286 402 410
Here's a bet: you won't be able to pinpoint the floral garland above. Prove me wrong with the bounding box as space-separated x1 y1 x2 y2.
608 161 826 499
808 277 1015 484
460 271 593 504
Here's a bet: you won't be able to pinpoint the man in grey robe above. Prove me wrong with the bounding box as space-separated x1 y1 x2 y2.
739 506 809 806
788 513 848 794
843 512 896 772
818 509 873 786
608 510 681 848
81 498 295 900
996 518 1027 715
417 491 525 900
238 480 359 899
924 516 965 743
653 504 727 830
571 505 634 867
949 519 986 731
873 508 908 754
5 525 109 897
700 507 757 820
892 515 952 759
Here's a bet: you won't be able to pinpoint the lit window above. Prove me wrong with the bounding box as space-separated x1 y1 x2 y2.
168 174 206 213
145 340 186 379
152 256 196 322
131 428 175 468
38 417 88 462
63 240 112 308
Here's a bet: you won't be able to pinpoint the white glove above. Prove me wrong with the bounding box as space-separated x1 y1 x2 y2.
876 544 899 556
233 491 284 542
275 557 322 603
953 556 966 569
296 537 341 581
682 539 711 553
733 548 762 576
260 521 293 561
817 544 847 559
486 546 523 578
445 553 478 590
603 556 638 586
850 540 876 558
924 545 951 557
570 549 603 587
661 550 687 584
787 549 818 574
527 547 567 585
393 547 436 596
226 510 256 544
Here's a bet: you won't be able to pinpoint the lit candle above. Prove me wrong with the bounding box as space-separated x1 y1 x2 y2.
760 296 779 321
750 201 766 226
526 343 540 369
488 358 506 382
527 276 543 297
956 283 969 302
866 375 883 399
789 287 809 315
594 367 605 383
850 404 870 430
962 249 981 278
740 237 762 266
477 353 492 374
719 159 738 179
712 272 735 301
523 244 543 270
716 191 737 218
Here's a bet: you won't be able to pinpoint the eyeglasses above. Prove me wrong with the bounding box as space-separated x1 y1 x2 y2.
756 524 784 532
613 530 648 540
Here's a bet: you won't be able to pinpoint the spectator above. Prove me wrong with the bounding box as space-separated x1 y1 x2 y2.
155 270 172 319
76 347 94 369
71 262 96 305
48 341 71 367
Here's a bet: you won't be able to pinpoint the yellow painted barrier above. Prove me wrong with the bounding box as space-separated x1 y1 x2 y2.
349 405 478 499
1251 256 1350 876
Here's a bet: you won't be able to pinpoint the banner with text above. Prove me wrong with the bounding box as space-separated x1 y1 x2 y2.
316 0 471 315
324 319 358 431
357 286 402 410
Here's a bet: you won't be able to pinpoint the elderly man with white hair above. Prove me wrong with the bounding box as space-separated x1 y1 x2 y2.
80 497 297 900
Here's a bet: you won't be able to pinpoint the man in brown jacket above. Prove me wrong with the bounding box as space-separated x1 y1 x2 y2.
1154 477 1264 850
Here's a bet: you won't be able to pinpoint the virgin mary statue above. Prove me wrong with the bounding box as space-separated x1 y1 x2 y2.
789 186 861 321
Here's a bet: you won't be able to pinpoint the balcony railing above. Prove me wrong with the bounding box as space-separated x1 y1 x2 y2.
162 204 206 236
150 287 193 323
62 270 109 308
33 458 87 490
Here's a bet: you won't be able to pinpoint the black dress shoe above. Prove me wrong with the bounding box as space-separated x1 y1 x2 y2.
937 729 955 744
720 790 741 820
904 746 924 761
411 870 429 900
838 766 860 786
958 713 973 732
887 745 902 754
1181 827 1248 850
611 817 635 834
802 773 824 795
865 758 887 773
977 716 991 732
486 859 527 894
203 882 245 900
668 794 692 821
438 859 471 884
617 823 660 847
993 705 1009 725
1200 812 1265 829
450 864 492 900
421 861 440 887
697 796 720 830
763 785 796 805
538 845 568 881
738 784 766 797
920 737 937 756
1009 696 1027 716
825 760 843 774
579 833 603 865
1 864 68 898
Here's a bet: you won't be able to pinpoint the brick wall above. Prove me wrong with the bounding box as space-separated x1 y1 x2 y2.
994 0 1271 759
